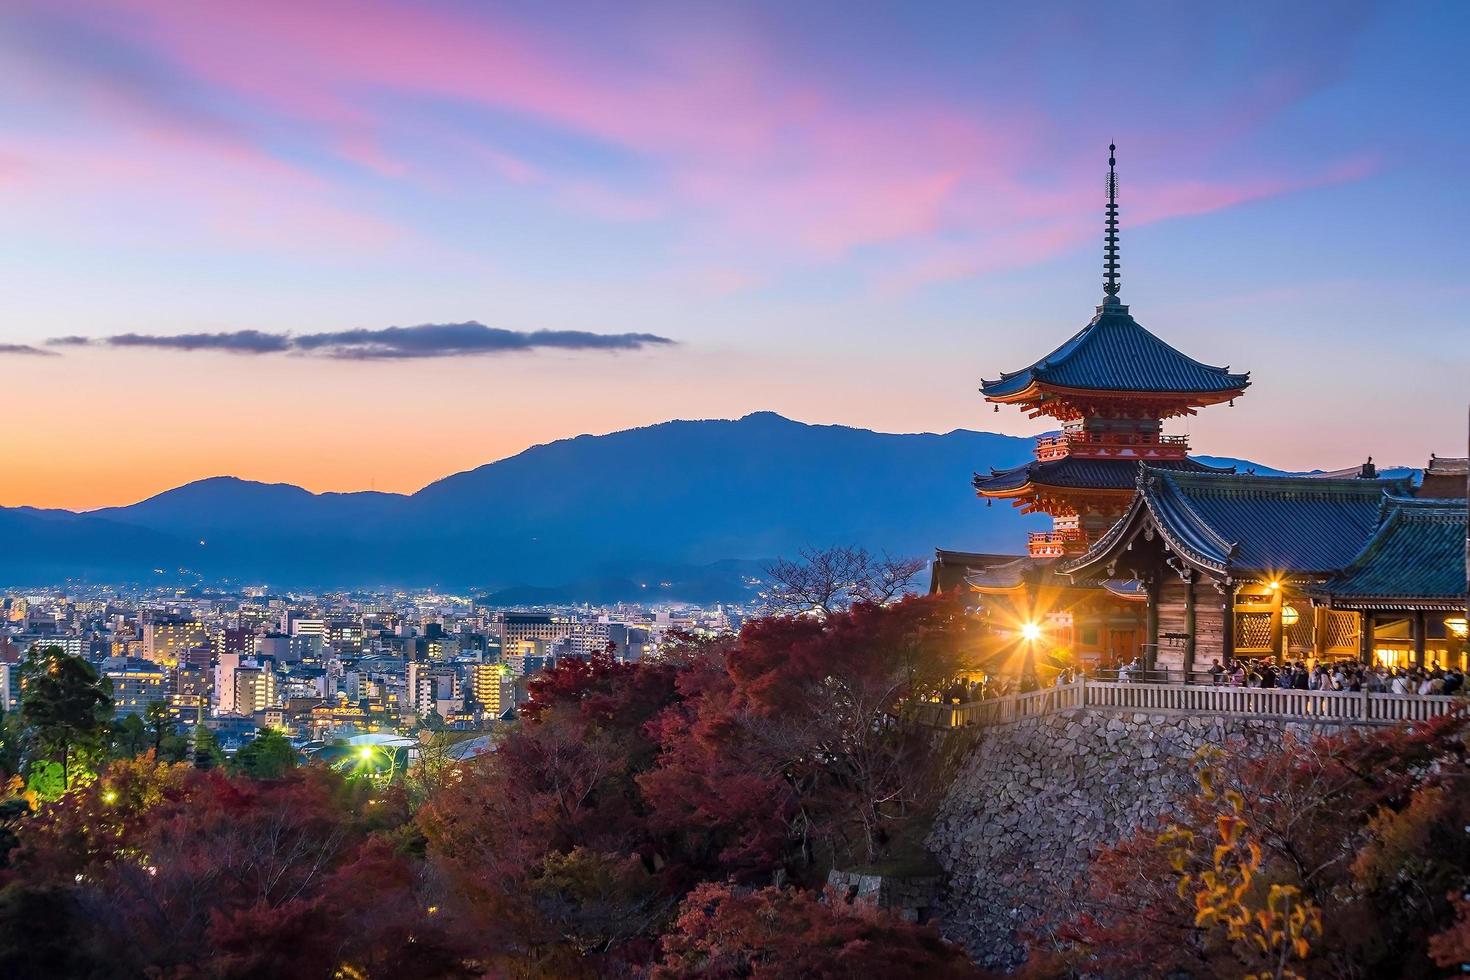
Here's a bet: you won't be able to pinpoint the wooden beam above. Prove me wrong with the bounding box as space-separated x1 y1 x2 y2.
1359 611 1374 666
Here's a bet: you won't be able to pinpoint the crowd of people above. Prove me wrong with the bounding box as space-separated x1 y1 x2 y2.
935 659 1467 706
1204 657 1466 695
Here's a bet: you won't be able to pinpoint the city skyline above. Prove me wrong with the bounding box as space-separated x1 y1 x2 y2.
3 1 1468 509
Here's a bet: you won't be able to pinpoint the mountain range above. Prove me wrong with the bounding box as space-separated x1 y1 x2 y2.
0 413 1409 600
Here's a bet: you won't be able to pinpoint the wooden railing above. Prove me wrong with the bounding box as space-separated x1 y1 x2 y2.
1027 529 1088 558
911 678 1467 730
1034 431 1191 461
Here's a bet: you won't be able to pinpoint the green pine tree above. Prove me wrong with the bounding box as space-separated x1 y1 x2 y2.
232 727 297 780
191 725 224 771
19 646 112 796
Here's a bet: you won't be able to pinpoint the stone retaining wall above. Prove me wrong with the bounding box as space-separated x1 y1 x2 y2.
826 869 943 923
927 707 1338 971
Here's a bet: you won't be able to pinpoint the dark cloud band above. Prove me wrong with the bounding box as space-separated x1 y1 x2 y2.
0 344 60 357
44 322 676 359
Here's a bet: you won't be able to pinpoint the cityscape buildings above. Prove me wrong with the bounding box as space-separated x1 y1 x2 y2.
0 587 741 753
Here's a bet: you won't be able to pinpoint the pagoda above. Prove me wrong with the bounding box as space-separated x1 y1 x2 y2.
976 145 1250 559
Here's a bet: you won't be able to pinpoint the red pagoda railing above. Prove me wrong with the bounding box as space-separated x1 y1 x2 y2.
1035 431 1190 461
1028 529 1087 558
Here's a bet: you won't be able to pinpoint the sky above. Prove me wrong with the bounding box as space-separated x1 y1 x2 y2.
2 0 1468 510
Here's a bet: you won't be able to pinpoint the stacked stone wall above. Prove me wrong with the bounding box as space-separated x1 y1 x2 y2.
825 870 943 923
927 707 1340 971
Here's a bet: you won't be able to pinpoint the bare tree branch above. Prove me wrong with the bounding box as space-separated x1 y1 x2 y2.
762 546 925 616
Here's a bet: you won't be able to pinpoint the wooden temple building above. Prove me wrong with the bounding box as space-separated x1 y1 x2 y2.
934 145 1469 676
1062 466 1468 672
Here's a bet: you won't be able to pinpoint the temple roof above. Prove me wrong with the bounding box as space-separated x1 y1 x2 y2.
1420 455 1468 499
975 455 1231 496
963 556 1033 593
981 302 1251 401
1064 466 1416 578
929 549 1024 594
1313 497 1469 609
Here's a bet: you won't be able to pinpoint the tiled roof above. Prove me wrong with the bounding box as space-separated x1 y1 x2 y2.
929 549 1024 594
1064 467 1416 578
1420 456 1468 499
982 304 1250 399
974 455 1231 495
1314 497 1468 608
963 557 1032 592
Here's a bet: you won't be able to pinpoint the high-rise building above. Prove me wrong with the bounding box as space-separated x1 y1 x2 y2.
466 662 516 718
143 616 209 668
291 618 326 639
501 614 571 650
103 656 167 716
214 652 241 716
233 663 279 715
325 621 364 653
406 662 460 721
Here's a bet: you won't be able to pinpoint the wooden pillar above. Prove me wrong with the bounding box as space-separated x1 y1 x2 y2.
1269 587 1284 665
1312 606 1327 662
1144 576 1160 672
1222 589 1235 667
1413 611 1427 668
1183 576 1197 673
1359 612 1374 666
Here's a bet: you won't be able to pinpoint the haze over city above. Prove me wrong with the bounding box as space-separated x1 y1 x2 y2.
2 0 1468 510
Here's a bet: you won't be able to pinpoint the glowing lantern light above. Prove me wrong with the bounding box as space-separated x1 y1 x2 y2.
1281 605 1300 627
1020 622 1043 642
1448 617 1469 639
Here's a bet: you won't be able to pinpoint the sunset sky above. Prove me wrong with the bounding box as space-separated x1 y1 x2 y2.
2 0 1468 510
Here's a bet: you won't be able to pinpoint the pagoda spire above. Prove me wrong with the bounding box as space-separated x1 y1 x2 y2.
1103 143 1121 304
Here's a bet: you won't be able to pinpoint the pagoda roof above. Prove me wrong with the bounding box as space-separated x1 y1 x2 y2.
1313 497 1469 610
981 302 1250 401
975 455 1231 496
1064 466 1416 579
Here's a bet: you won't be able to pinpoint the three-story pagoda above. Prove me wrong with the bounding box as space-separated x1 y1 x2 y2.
976 146 1250 558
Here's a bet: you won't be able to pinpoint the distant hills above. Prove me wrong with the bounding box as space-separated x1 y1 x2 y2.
0 413 1410 598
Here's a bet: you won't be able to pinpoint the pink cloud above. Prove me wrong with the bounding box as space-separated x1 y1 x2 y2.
879 156 1380 293
5 0 1375 277
20 0 1032 249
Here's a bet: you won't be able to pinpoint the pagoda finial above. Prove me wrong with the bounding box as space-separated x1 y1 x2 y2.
1104 143 1121 304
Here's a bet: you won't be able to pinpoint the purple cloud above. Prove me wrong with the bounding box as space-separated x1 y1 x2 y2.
46 322 676 359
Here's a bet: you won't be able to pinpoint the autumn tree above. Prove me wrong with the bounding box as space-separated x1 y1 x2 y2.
651 882 986 979
645 595 975 876
420 650 690 972
2 761 467 978
1037 713 1470 979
